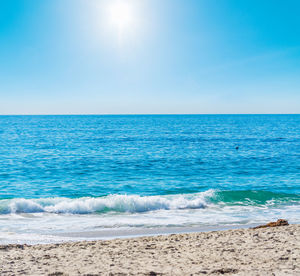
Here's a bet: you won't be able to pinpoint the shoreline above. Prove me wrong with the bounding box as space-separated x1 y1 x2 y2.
56 223 262 240
0 223 263 245
1 224 299 275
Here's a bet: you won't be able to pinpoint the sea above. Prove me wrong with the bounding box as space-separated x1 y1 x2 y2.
0 115 299 244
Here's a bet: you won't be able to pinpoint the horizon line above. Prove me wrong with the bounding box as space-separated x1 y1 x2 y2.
0 113 299 116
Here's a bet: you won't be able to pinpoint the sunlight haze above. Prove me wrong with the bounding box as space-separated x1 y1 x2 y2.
0 0 299 114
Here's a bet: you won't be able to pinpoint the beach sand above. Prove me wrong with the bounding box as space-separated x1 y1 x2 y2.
1 224 299 275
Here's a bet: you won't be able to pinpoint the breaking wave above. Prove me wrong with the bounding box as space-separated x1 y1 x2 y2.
0 189 298 215
0 190 214 214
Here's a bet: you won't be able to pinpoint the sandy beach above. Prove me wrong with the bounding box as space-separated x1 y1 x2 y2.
1 224 299 275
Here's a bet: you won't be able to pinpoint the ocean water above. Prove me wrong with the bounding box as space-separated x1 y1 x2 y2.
0 115 299 244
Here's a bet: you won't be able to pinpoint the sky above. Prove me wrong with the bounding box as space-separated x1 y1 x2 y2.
0 0 300 114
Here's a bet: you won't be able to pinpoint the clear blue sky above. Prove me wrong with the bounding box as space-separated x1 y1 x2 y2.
0 0 300 114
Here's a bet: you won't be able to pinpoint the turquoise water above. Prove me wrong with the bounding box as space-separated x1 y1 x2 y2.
0 115 299 243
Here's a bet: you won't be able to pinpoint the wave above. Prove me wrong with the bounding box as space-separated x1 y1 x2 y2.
211 190 300 205
0 190 298 215
0 190 214 214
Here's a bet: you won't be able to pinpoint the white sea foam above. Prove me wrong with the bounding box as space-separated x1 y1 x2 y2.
0 190 215 215
1 201 300 245
1 190 300 245
1 192 300 244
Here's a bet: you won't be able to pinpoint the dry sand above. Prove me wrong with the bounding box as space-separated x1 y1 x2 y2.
1 224 299 275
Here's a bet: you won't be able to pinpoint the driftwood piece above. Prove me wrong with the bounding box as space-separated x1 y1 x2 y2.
252 219 289 229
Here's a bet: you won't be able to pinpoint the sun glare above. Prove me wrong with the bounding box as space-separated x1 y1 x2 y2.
108 1 135 35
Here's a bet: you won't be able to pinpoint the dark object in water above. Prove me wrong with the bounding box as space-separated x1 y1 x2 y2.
252 219 289 229
235 146 239 150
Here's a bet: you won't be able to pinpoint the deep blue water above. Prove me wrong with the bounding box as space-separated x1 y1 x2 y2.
1 115 299 198
0 115 299 243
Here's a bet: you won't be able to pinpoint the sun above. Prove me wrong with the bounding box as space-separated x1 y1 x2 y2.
108 1 135 36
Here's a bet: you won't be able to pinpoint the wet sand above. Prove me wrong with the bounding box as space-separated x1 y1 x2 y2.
1 224 299 275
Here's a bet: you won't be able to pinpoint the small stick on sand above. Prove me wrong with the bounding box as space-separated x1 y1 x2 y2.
252 219 289 229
